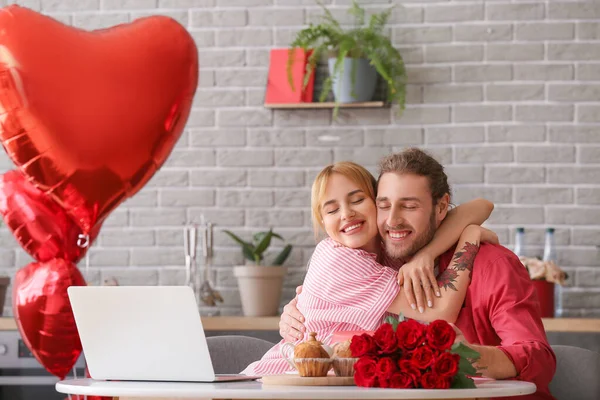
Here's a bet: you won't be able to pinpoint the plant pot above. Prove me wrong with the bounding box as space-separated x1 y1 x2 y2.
532 280 554 318
327 57 377 103
0 276 9 316
233 266 287 317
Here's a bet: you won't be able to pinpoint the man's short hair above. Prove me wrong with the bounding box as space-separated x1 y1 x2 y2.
377 148 451 204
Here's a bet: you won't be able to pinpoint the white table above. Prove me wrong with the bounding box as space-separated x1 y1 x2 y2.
56 378 536 400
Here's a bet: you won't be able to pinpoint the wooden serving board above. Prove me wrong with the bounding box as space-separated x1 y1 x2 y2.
261 374 355 386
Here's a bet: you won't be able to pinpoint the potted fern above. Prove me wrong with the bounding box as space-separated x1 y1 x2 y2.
287 0 406 115
224 229 292 317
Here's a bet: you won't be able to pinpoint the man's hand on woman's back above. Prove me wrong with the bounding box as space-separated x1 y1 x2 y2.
279 285 306 342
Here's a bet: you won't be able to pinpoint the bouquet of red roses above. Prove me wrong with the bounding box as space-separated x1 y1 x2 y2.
350 316 480 389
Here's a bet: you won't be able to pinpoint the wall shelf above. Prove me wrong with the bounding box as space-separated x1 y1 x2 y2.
264 101 387 109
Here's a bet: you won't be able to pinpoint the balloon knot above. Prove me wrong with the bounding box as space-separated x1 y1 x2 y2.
76 234 89 248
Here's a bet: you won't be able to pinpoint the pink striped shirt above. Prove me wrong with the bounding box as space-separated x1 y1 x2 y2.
242 237 400 375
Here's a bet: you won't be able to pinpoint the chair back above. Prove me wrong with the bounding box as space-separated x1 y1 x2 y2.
206 335 274 374
550 345 600 400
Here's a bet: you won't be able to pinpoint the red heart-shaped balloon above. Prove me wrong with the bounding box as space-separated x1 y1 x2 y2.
0 170 100 263
0 6 198 234
13 258 86 379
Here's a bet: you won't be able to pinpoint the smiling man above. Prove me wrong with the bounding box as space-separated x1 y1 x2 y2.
376 172 441 262
280 148 556 400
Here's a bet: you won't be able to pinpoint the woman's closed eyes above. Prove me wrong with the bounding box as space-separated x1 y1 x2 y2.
323 193 366 215
325 198 365 214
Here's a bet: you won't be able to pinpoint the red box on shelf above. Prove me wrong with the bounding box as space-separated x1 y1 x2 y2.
264 48 315 104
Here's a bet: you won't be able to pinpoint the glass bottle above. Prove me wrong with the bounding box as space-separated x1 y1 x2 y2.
542 228 556 263
543 228 562 317
514 227 525 257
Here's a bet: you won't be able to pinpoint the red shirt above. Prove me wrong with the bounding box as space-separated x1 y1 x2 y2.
436 243 556 400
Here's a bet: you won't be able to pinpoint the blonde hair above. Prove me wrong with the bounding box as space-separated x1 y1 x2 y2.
311 162 377 239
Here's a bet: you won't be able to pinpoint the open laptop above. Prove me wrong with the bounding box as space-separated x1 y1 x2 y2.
68 285 260 382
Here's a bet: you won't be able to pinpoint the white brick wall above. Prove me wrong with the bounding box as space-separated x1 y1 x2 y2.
1 0 600 317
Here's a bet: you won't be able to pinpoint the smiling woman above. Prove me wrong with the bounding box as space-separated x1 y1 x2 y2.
241 161 494 377
317 170 379 254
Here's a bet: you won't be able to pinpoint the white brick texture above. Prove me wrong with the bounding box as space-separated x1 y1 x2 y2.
1 0 600 317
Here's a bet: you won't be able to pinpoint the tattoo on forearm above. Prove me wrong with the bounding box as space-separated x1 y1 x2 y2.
453 242 479 279
437 241 480 291
437 268 458 291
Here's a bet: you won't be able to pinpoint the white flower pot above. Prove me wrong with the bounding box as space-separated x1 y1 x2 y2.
233 265 287 317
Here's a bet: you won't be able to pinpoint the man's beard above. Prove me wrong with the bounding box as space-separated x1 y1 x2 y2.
384 211 437 262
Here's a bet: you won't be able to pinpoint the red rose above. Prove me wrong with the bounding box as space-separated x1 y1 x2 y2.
410 345 435 369
396 319 426 350
400 350 414 361
426 320 456 351
350 333 378 357
432 352 460 378
354 357 378 387
420 371 438 389
398 359 422 383
374 323 397 354
435 376 452 389
378 375 391 388
389 372 414 389
376 357 397 380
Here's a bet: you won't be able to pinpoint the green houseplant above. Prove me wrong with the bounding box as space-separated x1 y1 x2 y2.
287 0 407 116
224 229 292 316
224 229 292 266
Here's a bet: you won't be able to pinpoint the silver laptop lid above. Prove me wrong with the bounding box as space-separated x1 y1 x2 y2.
68 286 216 382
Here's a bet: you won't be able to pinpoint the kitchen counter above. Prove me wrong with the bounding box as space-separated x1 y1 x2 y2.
0 316 280 331
1 316 600 333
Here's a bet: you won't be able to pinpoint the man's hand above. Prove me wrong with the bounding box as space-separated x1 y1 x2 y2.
279 285 306 342
450 323 467 345
449 323 516 379
450 323 483 374
397 250 440 314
